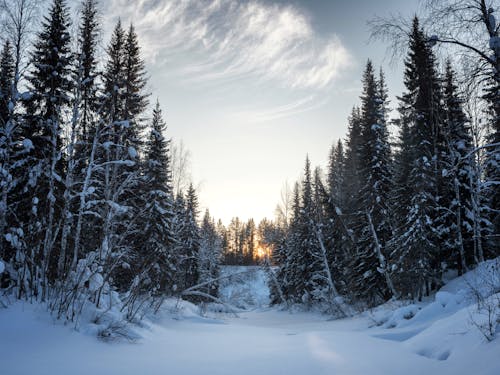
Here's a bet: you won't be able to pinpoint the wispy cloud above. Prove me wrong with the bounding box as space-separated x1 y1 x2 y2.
232 94 330 123
104 0 352 90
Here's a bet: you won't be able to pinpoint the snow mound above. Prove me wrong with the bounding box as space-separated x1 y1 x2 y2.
367 257 500 373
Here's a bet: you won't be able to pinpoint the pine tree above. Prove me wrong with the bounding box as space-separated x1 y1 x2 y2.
177 184 201 295
57 0 102 278
70 0 102 260
390 17 442 300
0 41 14 125
122 100 175 316
0 40 16 257
102 20 125 124
198 209 222 299
309 166 343 310
97 20 149 293
324 139 351 295
140 100 175 294
121 24 149 151
440 61 483 271
482 6 500 257
77 0 100 146
350 61 395 304
342 107 363 218
22 0 73 295
278 182 302 303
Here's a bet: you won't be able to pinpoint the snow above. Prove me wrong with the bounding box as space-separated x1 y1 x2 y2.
0 264 499 375
127 146 137 159
22 138 33 151
219 266 270 309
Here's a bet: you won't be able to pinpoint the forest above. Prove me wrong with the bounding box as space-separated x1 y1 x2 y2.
0 0 498 335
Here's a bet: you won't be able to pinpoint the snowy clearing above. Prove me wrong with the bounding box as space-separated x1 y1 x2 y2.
0 264 499 375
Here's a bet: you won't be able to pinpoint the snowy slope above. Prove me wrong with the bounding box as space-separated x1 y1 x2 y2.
0 263 499 375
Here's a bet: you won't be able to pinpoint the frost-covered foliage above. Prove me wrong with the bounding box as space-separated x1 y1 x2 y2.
271 13 499 311
0 0 221 331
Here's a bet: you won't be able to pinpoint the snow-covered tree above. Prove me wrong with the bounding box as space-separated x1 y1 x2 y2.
22 0 73 297
198 209 222 299
351 61 396 304
389 17 442 300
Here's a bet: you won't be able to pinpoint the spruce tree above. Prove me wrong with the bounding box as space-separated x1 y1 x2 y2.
22 0 73 294
342 107 363 218
77 0 100 146
482 6 500 256
279 182 302 303
440 61 482 271
390 17 442 299
0 41 14 125
0 40 15 250
198 209 222 299
140 100 175 295
122 24 149 151
122 100 175 315
351 61 395 303
176 184 201 294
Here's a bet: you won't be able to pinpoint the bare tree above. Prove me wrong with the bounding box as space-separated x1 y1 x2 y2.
171 139 192 195
274 180 293 228
0 0 40 90
0 0 40 253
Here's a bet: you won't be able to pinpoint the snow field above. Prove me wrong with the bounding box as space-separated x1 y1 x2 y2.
0 261 499 375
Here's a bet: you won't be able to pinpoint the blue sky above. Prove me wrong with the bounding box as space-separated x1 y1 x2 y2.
96 0 420 223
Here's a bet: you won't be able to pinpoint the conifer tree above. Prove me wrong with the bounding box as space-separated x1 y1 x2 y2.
22 0 73 295
0 41 14 125
351 61 395 303
58 0 102 278
440 61 482 271
176 184 201 294
121 24 149 150
342 107 363 218
390 17 442 299
140 100 175 294
279 182 302 303
198 209 222 299
77 0 100 146
0 40 16 258
122 100 175 315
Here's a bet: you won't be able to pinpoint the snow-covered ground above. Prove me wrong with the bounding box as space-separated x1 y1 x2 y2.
1 262 499 375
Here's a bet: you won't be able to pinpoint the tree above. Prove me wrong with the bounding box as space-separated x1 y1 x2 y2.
420 0 500 256
370 0 500 259
440 61 484 271
176 184 200 294
22 0 73 297
0 40 15 260
389 17 443 300
75 0 100 151
198 209 222 299
122 100 175 317
351 61 396 304
57 0 102 278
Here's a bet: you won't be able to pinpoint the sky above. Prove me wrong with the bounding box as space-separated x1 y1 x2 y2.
95 0 421 224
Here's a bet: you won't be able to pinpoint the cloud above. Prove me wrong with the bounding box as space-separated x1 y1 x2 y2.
103 0 352 90
232 94 330 123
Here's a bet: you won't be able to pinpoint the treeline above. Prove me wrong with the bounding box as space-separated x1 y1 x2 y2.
270 13 499 309
219 217 275 265
0 0 222 323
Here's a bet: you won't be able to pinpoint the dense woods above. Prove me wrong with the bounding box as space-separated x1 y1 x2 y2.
0 0 224 323
268 5 499 310
0 0 498 327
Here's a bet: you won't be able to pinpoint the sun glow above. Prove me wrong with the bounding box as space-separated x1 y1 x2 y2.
255 245 272 260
